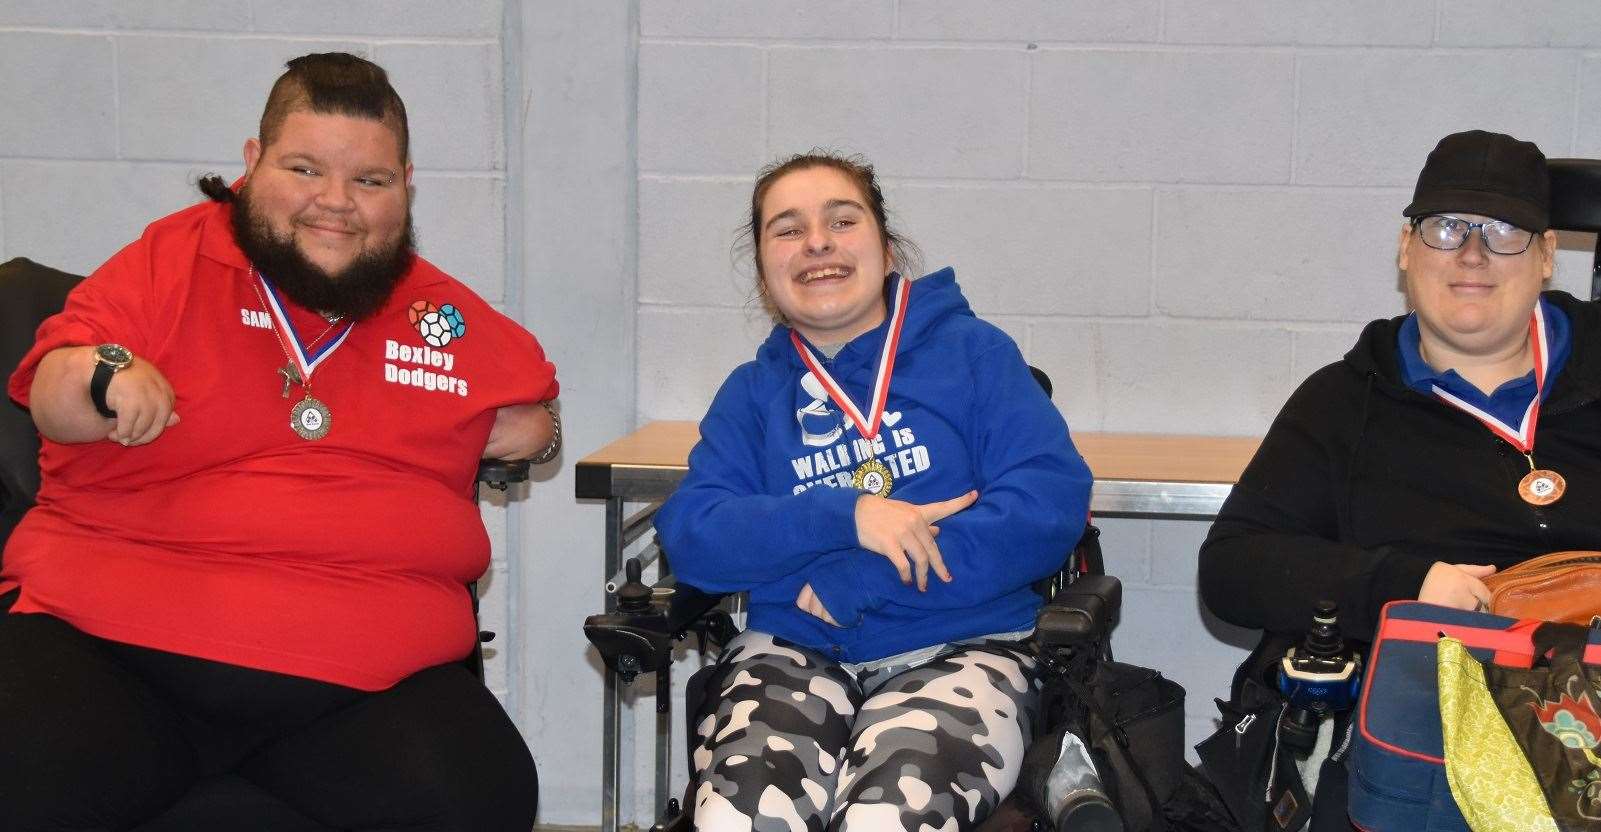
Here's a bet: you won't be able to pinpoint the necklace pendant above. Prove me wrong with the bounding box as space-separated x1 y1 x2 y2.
278 363 303 398
1519 468 1565 505
290 395 331 440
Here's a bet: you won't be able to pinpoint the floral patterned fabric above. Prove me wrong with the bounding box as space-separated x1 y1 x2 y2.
1481 623 1601 830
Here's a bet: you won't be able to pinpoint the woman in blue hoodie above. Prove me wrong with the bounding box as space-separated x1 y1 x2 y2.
655 152 1093 831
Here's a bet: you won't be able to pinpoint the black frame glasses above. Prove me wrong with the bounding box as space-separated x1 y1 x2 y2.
1412 214 1536 255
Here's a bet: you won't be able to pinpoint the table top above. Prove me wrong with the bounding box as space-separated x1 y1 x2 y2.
576 421 1260 519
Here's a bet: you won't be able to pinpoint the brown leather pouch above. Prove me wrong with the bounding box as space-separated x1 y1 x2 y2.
1482 551 1601 625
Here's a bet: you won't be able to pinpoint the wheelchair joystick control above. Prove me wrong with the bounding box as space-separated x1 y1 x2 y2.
616 557 652 614
1277 600 1362 755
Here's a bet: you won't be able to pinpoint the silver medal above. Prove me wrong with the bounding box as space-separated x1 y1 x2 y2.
290 396 331 440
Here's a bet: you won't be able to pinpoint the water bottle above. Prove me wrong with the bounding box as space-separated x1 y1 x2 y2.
1039 729 1123 832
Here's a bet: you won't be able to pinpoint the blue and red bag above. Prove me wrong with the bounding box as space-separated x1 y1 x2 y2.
1349 601 1601 831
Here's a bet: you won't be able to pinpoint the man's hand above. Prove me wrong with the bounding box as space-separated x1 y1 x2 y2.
796 583 840 626
29 346 178 445
854 490 977 591
1417 562 1497 611
483 401 555 460
104 360 179 446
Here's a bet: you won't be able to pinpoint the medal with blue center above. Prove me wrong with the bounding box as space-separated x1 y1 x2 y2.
791 274 910 497
1428 302 1564 506
251 270 353 441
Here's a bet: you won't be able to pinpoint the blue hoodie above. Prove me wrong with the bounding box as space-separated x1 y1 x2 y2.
654 268 1093 662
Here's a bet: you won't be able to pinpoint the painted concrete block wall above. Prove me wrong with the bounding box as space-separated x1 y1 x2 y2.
634 0 1601 808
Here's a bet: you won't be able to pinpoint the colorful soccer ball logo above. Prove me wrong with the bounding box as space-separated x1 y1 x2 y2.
416 303 467 347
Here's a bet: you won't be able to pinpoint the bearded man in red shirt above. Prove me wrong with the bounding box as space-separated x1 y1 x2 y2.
0 52 555 831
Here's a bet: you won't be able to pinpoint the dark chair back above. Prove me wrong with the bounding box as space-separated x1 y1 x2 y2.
1547 158 1601 300
0 258 83 558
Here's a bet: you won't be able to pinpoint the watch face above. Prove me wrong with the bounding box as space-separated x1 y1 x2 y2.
96 343 132 368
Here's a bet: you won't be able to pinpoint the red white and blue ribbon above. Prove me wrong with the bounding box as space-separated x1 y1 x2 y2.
1428 303 1549 454
789 275 909 441
255 270 355 382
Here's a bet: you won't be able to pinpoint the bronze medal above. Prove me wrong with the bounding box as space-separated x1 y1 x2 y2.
851 459 893 497
1518 468 1565 506
291 396 331 440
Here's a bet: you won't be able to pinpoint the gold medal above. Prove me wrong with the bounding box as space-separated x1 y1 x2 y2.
851 459 893 497
291 396 331 440
1518 468 1564 506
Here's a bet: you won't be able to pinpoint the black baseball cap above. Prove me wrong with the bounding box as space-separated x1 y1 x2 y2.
1402 130 1549 232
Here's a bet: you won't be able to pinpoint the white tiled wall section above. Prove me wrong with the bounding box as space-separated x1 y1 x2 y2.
636 4 1601 437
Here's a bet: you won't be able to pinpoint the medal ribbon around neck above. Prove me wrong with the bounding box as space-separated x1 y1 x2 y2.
1426 303 1549 454
254 270 355 383
789 274 909 441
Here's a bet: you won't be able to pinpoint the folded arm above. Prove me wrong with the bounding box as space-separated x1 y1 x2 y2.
805 342 1092 622
655 371 859 593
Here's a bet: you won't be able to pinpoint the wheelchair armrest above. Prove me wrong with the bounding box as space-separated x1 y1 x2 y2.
476 458 530 491
583 575 733 684
665 582 730 638
1034 573 1121 648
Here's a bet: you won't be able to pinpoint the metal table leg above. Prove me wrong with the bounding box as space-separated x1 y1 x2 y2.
602 496 623 832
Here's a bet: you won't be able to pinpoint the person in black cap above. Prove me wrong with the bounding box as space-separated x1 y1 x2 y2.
1195 129 1601 824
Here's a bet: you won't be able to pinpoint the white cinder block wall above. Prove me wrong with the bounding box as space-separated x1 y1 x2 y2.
8 1 1601 827
631 0 1601 813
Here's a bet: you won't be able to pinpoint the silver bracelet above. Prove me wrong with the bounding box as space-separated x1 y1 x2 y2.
529 400 561 464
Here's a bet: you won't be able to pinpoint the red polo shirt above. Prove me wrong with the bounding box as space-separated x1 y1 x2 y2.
2 197 558 690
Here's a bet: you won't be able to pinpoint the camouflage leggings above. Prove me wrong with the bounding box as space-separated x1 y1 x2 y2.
690 630 1041 832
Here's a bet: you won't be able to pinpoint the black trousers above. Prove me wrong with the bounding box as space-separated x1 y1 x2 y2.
0 594 538 832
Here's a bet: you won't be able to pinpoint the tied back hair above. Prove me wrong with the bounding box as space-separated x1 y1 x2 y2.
198 173 235 203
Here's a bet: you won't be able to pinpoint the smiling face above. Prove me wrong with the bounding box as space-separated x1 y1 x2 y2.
1398 213 1555 362
240 109 412 278
757 165 894 346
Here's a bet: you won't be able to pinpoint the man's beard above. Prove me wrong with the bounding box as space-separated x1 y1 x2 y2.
231 187 415 322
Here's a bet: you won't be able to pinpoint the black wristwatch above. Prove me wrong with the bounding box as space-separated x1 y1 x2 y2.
89 343 133 418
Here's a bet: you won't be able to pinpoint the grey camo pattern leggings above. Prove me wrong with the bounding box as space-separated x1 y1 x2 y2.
690 630 1042 831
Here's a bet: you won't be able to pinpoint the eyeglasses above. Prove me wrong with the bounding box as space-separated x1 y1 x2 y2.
1412 214 1536 255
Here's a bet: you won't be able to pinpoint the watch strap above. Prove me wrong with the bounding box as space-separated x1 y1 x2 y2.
90 360 117 418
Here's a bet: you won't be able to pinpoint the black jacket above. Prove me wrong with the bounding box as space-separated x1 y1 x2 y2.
1199 290 1601 642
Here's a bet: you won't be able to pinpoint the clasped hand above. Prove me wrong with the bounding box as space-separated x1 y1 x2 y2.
1417 561 1498 611
104 360 179 446
795 489 979 626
